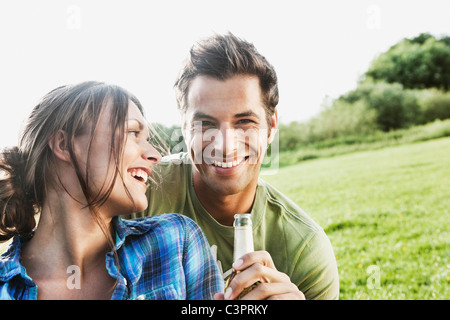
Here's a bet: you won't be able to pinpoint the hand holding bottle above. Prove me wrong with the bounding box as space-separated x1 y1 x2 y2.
215 214 305 300
219 250 306 300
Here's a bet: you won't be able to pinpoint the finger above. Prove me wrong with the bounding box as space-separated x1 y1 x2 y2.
225 264 288 300
214 292 225 300
266 292 306 300
233 250 276 271
240 282 304 300
235 262 288 287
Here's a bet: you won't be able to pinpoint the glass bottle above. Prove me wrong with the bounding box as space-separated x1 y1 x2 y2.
224 213 260 299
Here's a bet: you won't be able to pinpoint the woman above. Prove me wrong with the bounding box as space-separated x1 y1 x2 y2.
0 81 224 299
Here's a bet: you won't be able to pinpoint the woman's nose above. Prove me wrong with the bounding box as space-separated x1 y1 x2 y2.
142 144 162 165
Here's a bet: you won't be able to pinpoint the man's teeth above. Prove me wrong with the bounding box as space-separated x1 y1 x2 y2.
129 169 148 182
212 159 241 168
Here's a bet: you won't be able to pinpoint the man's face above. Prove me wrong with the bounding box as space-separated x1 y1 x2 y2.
183 74 277 196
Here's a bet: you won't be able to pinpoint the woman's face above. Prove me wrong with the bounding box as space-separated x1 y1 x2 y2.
73 100 161 217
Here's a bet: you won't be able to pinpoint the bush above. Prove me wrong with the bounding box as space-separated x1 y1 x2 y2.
341 81 421 131
309 99 378 139
278 121 310 151
417 89 450 123
278 99 378 151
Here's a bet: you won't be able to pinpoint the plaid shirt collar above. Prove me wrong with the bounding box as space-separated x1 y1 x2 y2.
1 215 223 300
0 217 149 285
113 216 152 248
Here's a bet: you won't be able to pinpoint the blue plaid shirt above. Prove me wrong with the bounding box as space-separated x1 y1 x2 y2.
0 214 224 300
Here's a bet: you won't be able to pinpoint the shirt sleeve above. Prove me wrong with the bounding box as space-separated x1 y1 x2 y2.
294 229 340 300
180 216 224 300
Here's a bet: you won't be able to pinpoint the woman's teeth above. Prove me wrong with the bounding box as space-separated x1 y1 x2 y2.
129 169 148 182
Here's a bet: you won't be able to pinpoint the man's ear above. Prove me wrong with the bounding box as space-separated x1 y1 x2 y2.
268 108 278 144
48 130 71 162
181 116 191 151
181 113 188 140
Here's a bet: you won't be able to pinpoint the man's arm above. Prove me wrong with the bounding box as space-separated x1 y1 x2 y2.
293 230 339 300
215 230 339 300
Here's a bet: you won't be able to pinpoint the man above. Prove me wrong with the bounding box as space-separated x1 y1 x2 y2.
129 33 339 300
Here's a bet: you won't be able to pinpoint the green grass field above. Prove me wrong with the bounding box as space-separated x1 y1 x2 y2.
263 137 450 299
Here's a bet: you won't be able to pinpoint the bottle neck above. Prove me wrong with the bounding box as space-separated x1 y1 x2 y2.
233 226 254 262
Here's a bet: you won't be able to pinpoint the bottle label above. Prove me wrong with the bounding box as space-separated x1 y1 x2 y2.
233 226 254 261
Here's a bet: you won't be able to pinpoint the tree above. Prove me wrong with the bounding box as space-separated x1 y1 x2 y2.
365 33 450 91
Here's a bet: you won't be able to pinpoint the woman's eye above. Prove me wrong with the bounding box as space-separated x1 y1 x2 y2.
129 130 140 137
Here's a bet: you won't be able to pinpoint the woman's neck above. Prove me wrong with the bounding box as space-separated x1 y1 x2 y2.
21 189 115 299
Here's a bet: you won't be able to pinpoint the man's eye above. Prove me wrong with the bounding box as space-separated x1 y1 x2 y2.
201 120 214 126
237 119 255 125
193 121 214 129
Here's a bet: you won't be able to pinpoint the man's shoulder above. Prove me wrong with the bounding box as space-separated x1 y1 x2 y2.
158 152 191 167
255 179 339 299
257 178 323 234
152 152 191 182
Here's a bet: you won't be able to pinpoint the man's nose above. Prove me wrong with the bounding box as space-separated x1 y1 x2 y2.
213 125 239 157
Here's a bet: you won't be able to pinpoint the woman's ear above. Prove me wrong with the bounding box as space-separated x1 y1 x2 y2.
48 130 71 162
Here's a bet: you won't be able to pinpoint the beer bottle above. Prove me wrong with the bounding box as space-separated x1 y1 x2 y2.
224 213 260 299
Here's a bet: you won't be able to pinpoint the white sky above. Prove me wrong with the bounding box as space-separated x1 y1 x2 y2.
0 0 449 149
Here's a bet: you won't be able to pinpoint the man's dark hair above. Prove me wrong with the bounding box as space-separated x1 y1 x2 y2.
174 32 279 127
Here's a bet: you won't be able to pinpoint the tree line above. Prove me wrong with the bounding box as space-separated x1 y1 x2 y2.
278 33 450 151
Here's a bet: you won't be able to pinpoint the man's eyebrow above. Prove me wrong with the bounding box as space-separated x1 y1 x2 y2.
192 110 260 120
192 112 216 121
234 110 260 119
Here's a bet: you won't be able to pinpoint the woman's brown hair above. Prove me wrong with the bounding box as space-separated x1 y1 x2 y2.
0 81 153 243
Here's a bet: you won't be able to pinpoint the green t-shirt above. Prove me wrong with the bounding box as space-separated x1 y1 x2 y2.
128 152 339 300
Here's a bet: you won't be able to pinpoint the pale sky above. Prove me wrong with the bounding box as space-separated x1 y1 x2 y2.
1 0 449 149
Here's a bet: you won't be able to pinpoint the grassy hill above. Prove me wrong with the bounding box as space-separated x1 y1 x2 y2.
275 119 450 167
263 137 450 299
